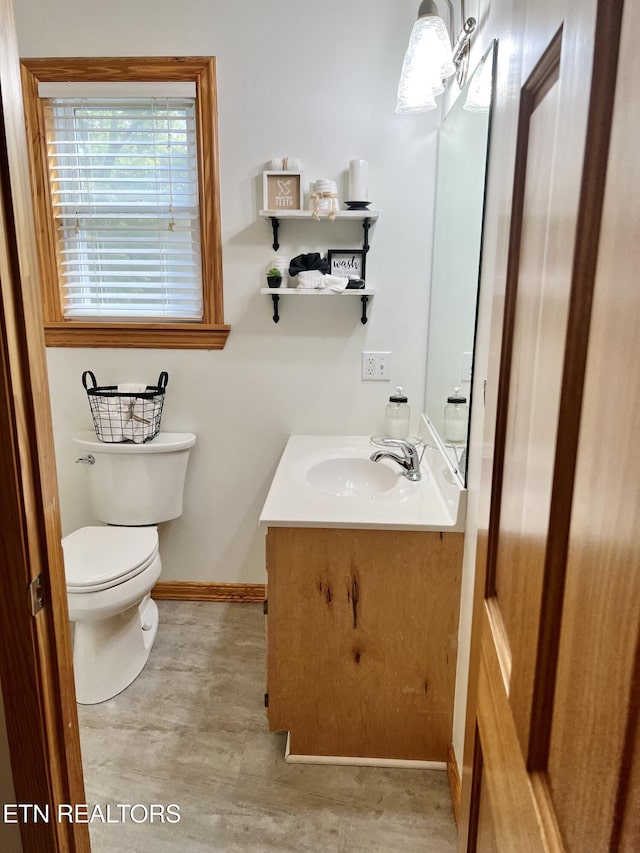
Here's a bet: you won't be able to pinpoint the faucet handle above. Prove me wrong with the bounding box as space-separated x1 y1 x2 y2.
370 435 410 448
371 435 399 446
369 436 416 459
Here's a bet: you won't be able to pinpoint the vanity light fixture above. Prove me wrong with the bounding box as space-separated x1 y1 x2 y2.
463 51 494 113
396 0 477 113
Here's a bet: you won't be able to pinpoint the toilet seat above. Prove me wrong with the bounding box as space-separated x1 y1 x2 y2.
63 526 159 593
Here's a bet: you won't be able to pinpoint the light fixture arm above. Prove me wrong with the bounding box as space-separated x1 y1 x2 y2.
452 17 477 66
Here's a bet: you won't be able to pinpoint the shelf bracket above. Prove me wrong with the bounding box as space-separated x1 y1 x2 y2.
270 293 280 323
360 295 369 325
362 217 371 253
269 216 280 251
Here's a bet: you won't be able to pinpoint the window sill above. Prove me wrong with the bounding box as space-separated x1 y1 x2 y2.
43 322 231 350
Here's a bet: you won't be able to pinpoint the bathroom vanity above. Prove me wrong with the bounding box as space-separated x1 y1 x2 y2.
260 424 465 764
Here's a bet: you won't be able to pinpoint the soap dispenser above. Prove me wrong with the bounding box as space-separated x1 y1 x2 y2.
385 386 410 439
444 387 468 443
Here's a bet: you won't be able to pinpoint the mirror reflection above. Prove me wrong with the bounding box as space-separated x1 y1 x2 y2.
424 42 496 484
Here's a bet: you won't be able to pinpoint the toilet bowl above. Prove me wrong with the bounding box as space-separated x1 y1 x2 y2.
64 526 162 704
65 431 196 704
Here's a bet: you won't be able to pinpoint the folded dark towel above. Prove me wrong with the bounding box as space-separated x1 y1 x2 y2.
289 252 329 277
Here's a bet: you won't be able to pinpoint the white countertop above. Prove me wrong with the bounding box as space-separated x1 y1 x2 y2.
259 423 466 532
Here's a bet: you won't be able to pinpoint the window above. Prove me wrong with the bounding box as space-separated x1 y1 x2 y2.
46 96 203 320
21 58 228 349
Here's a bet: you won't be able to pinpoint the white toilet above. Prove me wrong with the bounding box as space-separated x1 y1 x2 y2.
63 431 196 704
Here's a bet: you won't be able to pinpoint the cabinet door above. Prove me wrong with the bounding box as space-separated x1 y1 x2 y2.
266 526 462 761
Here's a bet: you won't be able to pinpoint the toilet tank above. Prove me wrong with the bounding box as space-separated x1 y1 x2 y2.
73 432 196 525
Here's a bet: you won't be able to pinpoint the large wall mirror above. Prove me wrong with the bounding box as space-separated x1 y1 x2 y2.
424 41 496 485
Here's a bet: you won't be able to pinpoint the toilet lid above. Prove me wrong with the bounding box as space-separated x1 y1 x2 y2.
63 526 159 591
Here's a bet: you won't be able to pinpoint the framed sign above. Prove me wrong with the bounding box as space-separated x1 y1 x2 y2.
327 249 366 281
262 171 303 211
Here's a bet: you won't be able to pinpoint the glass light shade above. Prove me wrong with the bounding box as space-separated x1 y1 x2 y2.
396 15 455 114
463 55 493 113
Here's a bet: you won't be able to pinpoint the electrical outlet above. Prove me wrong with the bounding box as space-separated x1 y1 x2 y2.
362 351 391 381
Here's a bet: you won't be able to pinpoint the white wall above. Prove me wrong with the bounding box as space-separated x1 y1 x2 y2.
14 0 512 786
0 696 22 853
16 0 439 584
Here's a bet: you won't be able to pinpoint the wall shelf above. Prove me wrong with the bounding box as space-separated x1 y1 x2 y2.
260 288 375 324
259 209 379 252
259 210 379 219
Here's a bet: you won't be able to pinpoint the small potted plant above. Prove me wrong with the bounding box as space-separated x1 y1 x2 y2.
266 267 282 288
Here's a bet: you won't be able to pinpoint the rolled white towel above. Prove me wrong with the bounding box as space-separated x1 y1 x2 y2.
95 398 124 441
96 399 116 415
269 157 301 171
118 383 147 393
100 425 124 442
296 270 325 290
324 274 349 293
122 419 148 443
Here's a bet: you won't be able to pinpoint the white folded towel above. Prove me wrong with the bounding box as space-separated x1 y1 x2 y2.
296 270 325 290
324 274 349 292
95 398 124 441
117 383 147 393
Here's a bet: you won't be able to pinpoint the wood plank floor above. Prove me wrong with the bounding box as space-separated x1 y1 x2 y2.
77 602 456 852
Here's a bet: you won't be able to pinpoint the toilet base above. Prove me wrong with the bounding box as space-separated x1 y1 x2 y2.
73 595 160 705
140 594 159 649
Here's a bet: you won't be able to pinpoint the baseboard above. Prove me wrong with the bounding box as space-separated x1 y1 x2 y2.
447 742 462 826
285 734 447 770
151 581 265 602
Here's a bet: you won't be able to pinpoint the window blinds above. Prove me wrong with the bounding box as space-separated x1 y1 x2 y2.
44 98 203 319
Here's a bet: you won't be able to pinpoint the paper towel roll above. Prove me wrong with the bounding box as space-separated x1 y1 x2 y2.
348 159 368 201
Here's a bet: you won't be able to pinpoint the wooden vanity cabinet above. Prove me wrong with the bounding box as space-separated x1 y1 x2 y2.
265 526 463 761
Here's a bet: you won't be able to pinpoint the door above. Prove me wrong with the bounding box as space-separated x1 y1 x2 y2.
0 0 89 849
460 0 636 850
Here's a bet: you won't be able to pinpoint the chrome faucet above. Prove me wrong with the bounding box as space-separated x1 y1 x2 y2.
370 437 422 482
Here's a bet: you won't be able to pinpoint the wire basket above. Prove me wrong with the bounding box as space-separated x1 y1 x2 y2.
82 371 169 444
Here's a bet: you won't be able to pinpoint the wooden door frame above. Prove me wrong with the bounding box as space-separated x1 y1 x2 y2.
457 0 625 848
0 0 90 850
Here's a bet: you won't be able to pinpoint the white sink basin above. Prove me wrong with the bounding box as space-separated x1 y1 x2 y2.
306 456 398 497
259 431 466 531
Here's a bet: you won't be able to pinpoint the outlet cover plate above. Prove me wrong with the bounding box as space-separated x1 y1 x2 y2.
362 351 391 381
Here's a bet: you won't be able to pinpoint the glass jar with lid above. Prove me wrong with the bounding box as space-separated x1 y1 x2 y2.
384 386 410 439
443 388 468 443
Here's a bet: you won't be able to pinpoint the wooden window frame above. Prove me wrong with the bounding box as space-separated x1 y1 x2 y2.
20 56 229 349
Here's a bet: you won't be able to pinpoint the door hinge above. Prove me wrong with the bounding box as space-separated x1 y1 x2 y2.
264 693 269 708
29 574 44 616
263 599 268 615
